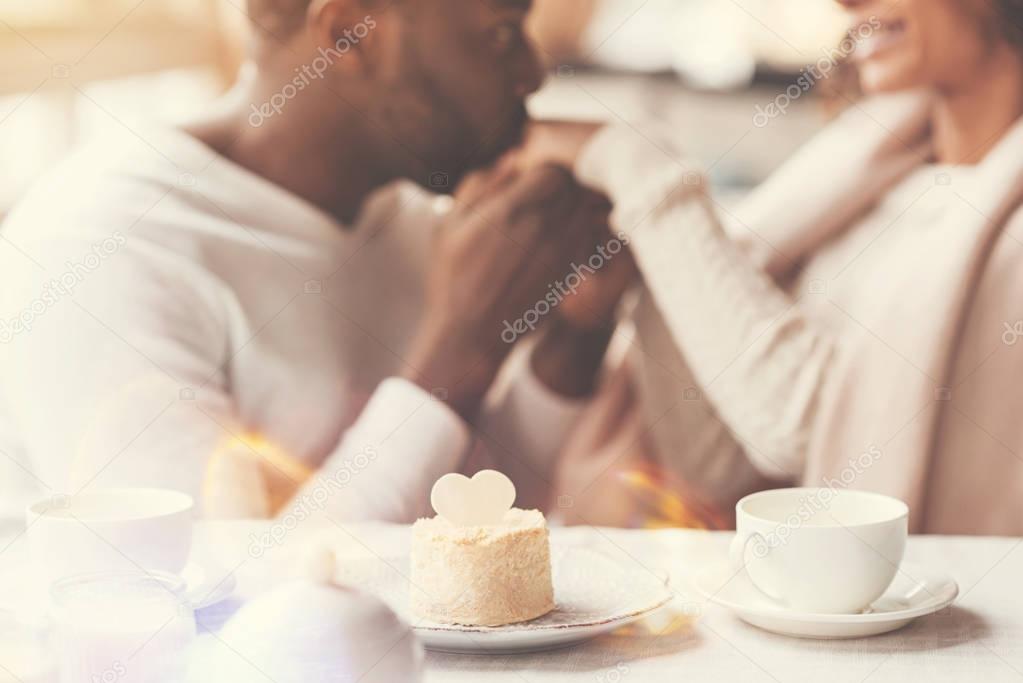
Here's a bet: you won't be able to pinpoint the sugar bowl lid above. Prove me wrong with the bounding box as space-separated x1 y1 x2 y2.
206 547 423 683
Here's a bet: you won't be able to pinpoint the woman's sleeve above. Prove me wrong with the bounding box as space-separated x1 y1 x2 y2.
574 124 834 480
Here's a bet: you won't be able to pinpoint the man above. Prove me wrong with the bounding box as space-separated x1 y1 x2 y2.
0 0 625 521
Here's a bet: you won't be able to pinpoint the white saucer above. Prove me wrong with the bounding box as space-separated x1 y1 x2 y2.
336 547 673 654
181 561 238 610
693 561 958 639
3 559 236 614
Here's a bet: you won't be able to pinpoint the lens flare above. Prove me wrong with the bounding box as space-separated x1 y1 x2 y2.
617 465 726 530
203 432 313 517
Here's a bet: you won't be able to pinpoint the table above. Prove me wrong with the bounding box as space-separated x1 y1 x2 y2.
3 522 1022 682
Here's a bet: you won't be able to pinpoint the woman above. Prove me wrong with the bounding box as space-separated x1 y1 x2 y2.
530 0 1023 534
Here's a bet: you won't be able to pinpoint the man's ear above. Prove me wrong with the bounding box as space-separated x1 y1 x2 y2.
305 0 393 76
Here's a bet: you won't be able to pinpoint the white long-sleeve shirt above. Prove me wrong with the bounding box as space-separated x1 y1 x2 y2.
575 123 834 482
574 120 969 501
0 126 585 520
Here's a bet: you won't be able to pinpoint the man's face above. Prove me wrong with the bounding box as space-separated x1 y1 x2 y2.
373 0 544 189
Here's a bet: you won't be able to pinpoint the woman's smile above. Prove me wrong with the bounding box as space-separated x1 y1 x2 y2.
852 17 909 62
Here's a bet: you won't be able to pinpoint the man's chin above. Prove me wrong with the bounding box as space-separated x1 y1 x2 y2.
467 115 530 169
422 152 504 196
464 142 520 176
421 120 529 194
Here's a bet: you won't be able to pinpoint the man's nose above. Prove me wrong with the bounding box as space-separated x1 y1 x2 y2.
514 44 546 98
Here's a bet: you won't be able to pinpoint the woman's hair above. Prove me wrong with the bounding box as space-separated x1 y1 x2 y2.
995 0 1023 48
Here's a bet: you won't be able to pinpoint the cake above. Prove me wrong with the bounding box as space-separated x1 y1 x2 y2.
410 508 555 626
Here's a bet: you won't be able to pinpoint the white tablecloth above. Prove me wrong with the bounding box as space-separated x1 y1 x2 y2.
3 522 1022 682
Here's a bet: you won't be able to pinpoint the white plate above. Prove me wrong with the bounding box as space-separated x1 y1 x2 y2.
336 547 673 654
693 560 958 639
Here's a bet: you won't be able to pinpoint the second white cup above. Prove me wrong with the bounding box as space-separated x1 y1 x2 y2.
25 488 194 591
730 487 908 614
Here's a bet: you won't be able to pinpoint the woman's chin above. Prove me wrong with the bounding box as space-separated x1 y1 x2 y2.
857 65 920 95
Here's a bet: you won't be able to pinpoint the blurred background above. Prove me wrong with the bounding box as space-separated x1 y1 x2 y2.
0 0 853 520
0 0 854 215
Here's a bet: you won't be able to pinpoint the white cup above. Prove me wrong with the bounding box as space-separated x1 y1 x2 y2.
730 487 908 614
25 488 194 591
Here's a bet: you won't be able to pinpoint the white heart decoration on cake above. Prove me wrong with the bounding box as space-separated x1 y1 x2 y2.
430 470 516 527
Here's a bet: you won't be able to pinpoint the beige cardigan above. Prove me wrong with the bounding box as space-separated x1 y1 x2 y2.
565 90 1023 534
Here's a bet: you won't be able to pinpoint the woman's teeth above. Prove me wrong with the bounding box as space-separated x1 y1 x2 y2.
853 19 906 60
